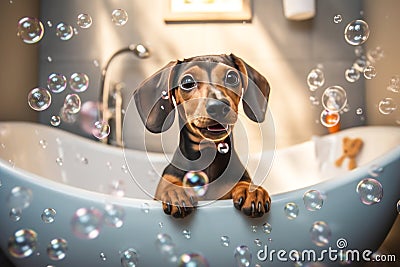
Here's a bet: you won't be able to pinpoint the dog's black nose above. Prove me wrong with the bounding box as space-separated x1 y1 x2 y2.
206 99 231 120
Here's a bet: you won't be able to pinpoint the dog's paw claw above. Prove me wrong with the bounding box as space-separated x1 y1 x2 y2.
160 188 197 218
232 182 271 218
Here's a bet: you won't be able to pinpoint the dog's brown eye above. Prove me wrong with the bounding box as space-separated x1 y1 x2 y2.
180 74 197 91
225 70 240 87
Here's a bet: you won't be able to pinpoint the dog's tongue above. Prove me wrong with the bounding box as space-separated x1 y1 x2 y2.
207 123 227 132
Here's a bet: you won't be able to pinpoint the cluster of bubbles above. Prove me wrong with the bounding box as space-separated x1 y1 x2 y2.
307 16 400 127
182 171 209 197
20 10 130 140
6 186 33 222
70 204 126 240
48 9 128 43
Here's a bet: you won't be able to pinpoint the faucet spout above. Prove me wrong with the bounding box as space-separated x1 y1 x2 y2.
98 44 150 146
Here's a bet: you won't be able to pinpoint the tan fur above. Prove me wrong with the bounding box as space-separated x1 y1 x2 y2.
335 137 363 170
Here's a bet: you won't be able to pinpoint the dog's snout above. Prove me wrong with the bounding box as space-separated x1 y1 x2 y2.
206 99 231 119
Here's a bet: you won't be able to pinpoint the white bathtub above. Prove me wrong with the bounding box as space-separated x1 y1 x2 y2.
0 122 399 266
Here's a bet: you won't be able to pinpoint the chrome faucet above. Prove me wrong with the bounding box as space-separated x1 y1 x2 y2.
99 44 150 146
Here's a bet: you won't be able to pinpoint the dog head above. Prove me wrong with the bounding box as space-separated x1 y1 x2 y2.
134 54 270 142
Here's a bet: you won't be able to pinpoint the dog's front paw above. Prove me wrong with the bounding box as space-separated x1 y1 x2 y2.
232 181 271 218
160 186 198 218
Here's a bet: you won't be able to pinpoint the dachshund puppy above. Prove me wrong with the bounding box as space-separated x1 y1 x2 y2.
134 54 271 218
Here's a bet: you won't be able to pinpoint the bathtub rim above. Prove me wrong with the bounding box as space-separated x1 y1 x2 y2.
0 121 399 208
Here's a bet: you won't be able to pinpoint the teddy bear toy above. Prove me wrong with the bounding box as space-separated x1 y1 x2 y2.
335 137 363 170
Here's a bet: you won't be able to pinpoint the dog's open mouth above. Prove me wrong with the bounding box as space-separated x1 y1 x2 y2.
190 121 232 141
206 123 229 133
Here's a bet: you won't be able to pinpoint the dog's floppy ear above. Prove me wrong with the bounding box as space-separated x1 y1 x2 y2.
134 61 177 133
230 54 270 123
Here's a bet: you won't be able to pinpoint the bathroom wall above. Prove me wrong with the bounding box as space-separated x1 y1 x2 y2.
0 0 40 122
363 0 400 126
37 0 365 149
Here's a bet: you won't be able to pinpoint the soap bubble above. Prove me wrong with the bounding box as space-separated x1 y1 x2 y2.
367 46 384 63
104 204 125 228
307 68 325 91
284 202 299 220
64 94 82 114
47 238 68 261
345 67 360 83
178 253 209 267
96 252 109 261
41 208 57 223
131 44 151 58
303 190 325 211
9 208 22 222
17 17 44 44
50 115 61 126
39 139 47 149
368 164 383 177
320 110 340 128
322 86 347 112
112 9 129 26
70 72 89 92
387 75 400 93
47 73 67 93
7 186 33 210
110 180 125 197
8 229 38 258
217 142 229 154
183 171 209 197
344 19 370 46
77 13 92 29
28 87 52 111
310 221 331 247
363 65 377 79
141 202 150 214
161 90 169 100
71 207 103 239
56 22 74 41
156 233 177 262
92 121 110 140
182 229 191 239
262 222 272 234
234 245 252 267
378 98 397 115
333 14 343 24
353 57 368 72
220 236 230 247
356 178 383 205
121 248 139 267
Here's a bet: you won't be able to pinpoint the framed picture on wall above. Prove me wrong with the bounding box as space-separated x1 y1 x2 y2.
164 0 252 22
